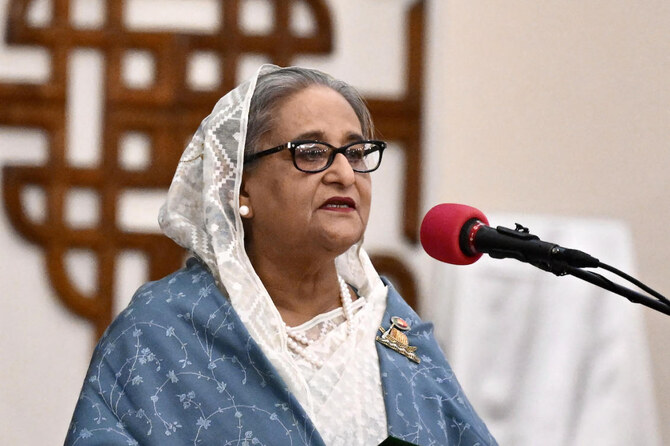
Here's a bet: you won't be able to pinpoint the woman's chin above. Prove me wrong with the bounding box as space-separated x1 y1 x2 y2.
318 229 364 255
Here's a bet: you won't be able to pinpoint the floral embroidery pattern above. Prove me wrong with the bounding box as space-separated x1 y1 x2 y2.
66 260 323 445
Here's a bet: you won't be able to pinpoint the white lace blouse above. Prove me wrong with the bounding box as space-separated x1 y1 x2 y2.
283 280 389 445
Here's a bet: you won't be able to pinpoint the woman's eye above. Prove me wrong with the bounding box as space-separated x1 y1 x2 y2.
346 147 365 162
296 146 328 161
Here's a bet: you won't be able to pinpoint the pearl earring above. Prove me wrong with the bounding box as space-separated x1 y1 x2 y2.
239 205 250 217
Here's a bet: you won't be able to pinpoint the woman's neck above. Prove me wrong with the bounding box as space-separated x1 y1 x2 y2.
247 248 343 326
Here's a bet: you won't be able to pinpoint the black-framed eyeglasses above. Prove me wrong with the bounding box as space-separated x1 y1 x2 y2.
244 139 387 173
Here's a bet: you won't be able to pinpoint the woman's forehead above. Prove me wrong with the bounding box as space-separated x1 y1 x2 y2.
269 86 362 139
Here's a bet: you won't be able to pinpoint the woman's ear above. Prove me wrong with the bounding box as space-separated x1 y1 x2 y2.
238 178 254 219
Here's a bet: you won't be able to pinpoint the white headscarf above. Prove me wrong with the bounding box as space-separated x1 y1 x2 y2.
158 65 386 423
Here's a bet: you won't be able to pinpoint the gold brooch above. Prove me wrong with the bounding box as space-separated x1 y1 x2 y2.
376 316 420 363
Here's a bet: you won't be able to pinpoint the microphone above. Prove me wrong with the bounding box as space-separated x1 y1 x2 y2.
420 203 600 273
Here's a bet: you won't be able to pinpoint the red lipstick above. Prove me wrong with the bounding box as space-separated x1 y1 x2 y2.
320 196 356 211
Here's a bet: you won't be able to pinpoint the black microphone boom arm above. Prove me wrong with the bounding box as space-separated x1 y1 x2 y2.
477 222 670 317
564 265 670 316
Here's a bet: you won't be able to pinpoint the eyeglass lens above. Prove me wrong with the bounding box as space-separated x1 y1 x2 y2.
293 142 381 172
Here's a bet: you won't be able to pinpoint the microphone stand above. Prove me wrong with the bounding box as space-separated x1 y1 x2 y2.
487 223 670 317
562 265 670 316
484 223 670 316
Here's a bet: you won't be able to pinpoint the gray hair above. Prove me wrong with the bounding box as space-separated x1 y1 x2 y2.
244 67 374 157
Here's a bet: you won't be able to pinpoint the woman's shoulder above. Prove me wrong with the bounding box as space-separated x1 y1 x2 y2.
378 278 498 445
380 277 429 332
377 280 496 445
134 257 216 298
125 258 218 311
98 258 225 344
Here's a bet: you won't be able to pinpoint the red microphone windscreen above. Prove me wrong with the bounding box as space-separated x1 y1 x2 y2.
420 203 489 265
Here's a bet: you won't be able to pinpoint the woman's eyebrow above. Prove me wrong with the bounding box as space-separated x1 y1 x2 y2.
346 132 365 142
292 131 325 141
291 130 365 143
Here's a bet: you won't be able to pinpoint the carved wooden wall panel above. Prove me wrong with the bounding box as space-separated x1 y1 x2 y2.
1 0 425 338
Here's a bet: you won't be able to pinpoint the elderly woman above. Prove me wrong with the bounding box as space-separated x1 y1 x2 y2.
66 65 495 445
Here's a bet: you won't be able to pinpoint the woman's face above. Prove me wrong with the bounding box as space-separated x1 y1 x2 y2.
241 85 372 261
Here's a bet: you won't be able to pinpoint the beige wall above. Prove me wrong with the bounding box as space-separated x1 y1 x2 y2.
429 1 670 442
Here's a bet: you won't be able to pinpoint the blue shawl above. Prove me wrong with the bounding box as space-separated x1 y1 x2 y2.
66 259 496 445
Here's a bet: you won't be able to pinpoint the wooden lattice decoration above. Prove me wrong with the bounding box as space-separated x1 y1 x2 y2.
1 0 424 339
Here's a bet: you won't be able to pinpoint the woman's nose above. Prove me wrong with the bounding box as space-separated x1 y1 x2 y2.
323 153 356 186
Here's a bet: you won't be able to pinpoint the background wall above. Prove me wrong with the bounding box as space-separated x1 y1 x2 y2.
427 1 670 443
1 0 668 443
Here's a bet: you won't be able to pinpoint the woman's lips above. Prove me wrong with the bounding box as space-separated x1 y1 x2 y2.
320 196 356 211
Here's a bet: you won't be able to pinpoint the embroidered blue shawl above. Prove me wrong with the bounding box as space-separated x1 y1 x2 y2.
66 259 496 445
